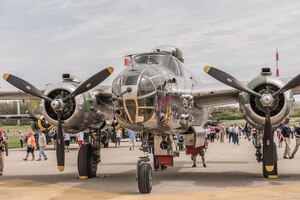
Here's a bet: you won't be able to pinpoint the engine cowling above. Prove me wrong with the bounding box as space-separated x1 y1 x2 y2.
41 82 97 131
239 74 294 130
30 115 53 132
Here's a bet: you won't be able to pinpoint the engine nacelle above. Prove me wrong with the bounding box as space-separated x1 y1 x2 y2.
239 73 294 130
30 115 53 132
41 82 98 131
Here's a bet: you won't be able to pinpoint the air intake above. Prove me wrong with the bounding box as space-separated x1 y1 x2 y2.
261 68 272 76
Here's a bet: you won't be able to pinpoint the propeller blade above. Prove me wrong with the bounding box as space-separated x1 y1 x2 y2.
25 110 39 121
262 106 275 173
3 73 52 102
203 66 262 98
273 74 300 97
56 110 65 172
62 67 114 103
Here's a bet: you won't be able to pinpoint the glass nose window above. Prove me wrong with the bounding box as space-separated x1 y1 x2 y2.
138 76 155 96
125 75 139 85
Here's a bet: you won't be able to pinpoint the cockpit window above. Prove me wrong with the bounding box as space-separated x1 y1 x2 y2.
133 54 182 76
124 75 139 85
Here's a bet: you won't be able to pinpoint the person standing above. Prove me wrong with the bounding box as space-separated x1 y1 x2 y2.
4 130 9 141
290 123 300 159
204 125 211 142
228 125 234 143
37 130 47 161
191 141 207 168
210 126 216 143
219 123 226 143
115 127 122 148
233 124 240 145
128 130 137 151
19 131 24 148
282 123 292 159
23 132 36 161
64 132 71 152
77 131 84 148
277 128 283 148
0 129 8 176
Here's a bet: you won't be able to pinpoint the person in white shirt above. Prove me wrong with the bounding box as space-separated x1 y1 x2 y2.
228 125 234 143
77 132 84 148
64 133 71 152
37 130 48 161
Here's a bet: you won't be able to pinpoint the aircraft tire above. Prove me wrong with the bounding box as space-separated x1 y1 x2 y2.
138 162 153 194
78 144 98 178
263 144 278 178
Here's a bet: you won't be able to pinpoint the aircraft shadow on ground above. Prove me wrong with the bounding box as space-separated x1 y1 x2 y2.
2 166 300 194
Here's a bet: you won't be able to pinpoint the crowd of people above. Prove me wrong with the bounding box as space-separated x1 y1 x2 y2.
0 119 300 175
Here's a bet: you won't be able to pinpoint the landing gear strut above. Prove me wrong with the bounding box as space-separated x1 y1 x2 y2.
136 130 153 194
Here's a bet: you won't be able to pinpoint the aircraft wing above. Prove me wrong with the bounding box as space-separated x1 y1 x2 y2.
0 114 34 120
292 85 300 95
192 87 239 108
0 91 41 100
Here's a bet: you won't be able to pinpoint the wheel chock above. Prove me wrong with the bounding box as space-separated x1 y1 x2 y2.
268 175 278 179
78 176 88 180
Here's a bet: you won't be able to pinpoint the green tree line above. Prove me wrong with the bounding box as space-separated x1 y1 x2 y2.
0 100 41 126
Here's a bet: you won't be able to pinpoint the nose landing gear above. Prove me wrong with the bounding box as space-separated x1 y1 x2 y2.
137 157 153 194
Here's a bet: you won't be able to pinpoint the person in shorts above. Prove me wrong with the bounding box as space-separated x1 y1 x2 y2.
191 142 207 168
64 132 71 152
23 132 36 161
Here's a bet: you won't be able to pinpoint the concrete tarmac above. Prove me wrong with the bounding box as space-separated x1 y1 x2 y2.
1 138 300 200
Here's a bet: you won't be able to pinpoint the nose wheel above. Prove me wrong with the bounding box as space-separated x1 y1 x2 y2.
137 161 153 194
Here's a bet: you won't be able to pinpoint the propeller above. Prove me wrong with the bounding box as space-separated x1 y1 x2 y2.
204 65 300 175
272 74 300 97
3 66 114 171
3 74 53 102
204 66 262 98
62 67 114 103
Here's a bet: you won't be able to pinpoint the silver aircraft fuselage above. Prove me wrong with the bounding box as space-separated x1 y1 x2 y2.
112 52 208 133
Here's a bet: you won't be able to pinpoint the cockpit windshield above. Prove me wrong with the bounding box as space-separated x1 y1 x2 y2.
133 53 182 76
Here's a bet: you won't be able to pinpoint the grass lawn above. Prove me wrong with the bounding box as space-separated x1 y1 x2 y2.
7 135 22 149
0 125 32 149
1 125 32 134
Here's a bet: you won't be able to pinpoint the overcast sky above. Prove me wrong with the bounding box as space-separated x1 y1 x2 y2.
0 0 300 90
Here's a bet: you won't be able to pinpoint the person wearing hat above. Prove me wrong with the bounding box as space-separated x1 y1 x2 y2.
23 132 36 161
0 128 8 176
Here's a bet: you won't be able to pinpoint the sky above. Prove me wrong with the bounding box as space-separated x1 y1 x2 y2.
0 0 300 90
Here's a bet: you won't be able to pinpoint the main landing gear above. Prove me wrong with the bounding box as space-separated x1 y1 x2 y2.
77 130 101 179
78 144 100 179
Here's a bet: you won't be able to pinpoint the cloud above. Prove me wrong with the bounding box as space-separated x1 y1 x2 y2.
0 0 300 90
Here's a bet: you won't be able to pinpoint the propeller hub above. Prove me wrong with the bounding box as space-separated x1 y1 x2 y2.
51 99 64 110
260 94 274 107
